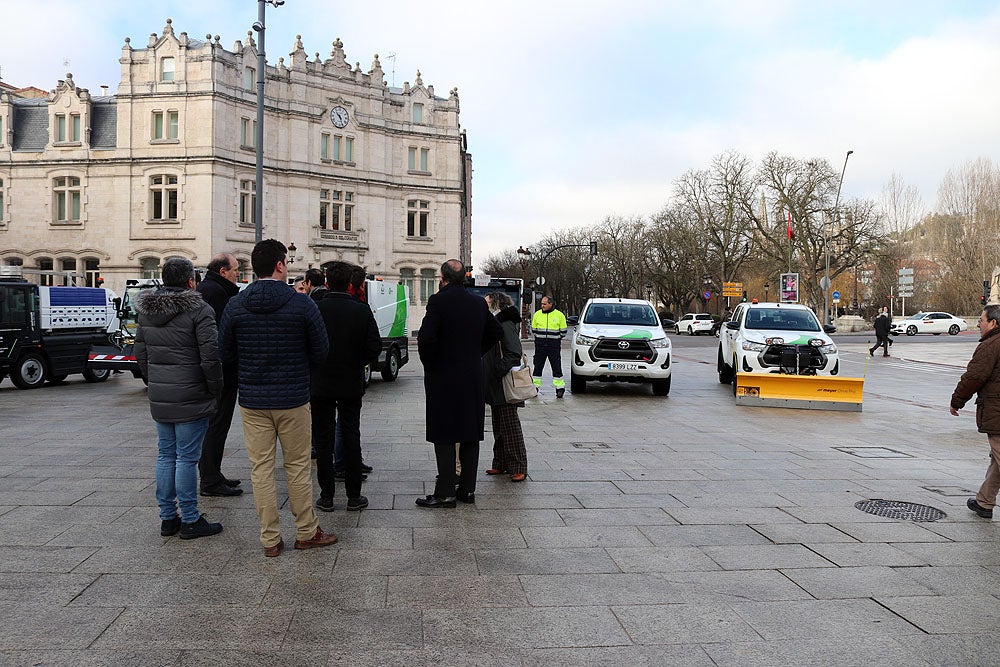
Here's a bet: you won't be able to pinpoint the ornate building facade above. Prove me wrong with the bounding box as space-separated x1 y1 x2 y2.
0 19 472 324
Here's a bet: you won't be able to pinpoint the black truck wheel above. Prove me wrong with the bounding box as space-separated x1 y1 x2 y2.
381 348 400 382
11 353 47 389
83 368 111 383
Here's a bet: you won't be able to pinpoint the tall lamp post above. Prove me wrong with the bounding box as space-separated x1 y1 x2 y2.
252 0 284 244
516 245 532 340
824 149 853 325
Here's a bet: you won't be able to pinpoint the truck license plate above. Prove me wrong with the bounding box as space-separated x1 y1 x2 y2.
608 362 641 370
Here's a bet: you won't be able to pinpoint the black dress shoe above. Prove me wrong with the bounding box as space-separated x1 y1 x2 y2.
968 498 993 518
201 483 243 497
457 492 475 504
222 477 241 487
415 495 457 508
361 463 374 473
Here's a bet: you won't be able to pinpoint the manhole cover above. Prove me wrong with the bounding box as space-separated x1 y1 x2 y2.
854 499 946 522
571 442 610 449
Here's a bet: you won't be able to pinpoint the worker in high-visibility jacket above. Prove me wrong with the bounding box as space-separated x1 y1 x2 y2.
530 295 568 397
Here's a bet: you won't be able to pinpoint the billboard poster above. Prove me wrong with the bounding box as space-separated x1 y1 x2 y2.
780 272 799 303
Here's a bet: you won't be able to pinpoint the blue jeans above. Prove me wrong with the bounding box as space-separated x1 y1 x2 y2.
155 418 209 524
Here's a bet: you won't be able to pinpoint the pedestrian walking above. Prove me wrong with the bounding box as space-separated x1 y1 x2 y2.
951 304 1000 519
483 291 529 483
530 295 567 396
195 253 243 497
415 259 503 508
219 239 337 556
311 261 381 513
134 257 224 540
870 306 892 357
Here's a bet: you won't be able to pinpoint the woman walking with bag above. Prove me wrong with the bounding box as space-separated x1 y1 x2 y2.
483 291 529 482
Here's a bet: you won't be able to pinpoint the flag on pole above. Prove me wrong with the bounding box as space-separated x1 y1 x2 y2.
786 209 794 240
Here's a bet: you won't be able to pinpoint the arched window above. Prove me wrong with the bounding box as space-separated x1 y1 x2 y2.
83 258 100 287
399 268 416 305
420 268 436 304
140 257 160 279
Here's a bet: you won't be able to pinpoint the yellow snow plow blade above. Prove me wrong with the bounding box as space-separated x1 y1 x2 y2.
734 373 864 412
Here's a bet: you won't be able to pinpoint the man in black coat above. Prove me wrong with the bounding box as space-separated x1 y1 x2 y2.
196 253 243 497
416 259 503 508
304 268 328 302
870 307 892 357
311 261 381 512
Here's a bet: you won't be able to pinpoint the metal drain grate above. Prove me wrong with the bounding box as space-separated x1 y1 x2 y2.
571 442 610 449
855 499 946 522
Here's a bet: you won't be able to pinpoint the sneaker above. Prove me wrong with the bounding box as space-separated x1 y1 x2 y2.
315 496 335 512
968 498 993 518
179 515 223 540
160 516 181 537
346 496 369 511
556 388 565 398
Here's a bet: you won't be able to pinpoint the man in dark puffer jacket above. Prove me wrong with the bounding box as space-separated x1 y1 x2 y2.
135 257 224 540
219 239 336 557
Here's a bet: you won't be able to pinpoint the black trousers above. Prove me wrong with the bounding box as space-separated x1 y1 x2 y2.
313 395 364 500
870 335 889 356
433 441 479 498
198 363 238 488
532 340 563 378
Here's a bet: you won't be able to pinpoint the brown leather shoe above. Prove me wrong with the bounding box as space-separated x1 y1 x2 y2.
510 473 527 482
263 539 284 558
294 527 338 550
485 468 506 475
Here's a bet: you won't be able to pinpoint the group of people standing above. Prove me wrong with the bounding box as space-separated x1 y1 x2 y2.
135 240 379 556
134 243 554 554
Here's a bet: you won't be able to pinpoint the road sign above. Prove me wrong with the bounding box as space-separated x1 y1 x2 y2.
898 290 914 298
819 276 831 290
536 276 546 286
832 290 841 300
898 275 914 285
722 281 743 298
703 291 712 300
898 267 914 276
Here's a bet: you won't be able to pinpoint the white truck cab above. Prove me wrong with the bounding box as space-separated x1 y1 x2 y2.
717 302 839 386
570 298 672 396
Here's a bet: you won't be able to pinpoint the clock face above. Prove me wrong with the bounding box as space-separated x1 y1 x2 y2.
330 106 349 128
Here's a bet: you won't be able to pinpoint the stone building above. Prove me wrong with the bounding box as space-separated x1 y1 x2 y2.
0 19 472 325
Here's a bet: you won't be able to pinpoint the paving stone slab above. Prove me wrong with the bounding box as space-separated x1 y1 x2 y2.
259 573 387 608
413 525 526 550
830 521 951 543
612 603 762 644
749 523 858 544
780 565 936 599
638 524 773 547
806 542 931 567
555 507 678 526
386 574 528 608
522 644 714 667
702 637 932 667
283 607 424 650
423 606 631 649
893 541 1000 566
730 598 926 640
91 606 290 650
0 606 124 649
906 634 1000 666
876 594 1000 634
0 572 99 606
474 547 620 575
69 572 271 607
667 507 803 525
895 564 1000 595
604 546 723 573
72 544 239 575
0 545 98 573
519 525 653 548
572 493 686 509
702 544 836 570
334 548 478 576
0 649 180 667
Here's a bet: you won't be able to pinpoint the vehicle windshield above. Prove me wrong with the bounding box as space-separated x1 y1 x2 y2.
583 303 658 326
744 307 821 332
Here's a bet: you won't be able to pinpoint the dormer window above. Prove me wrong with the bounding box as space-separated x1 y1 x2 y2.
243 67 255 90
55 114 81 144
412 103 423 124
161 57 175 82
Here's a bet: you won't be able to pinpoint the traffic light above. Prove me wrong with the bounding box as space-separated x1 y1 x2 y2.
983 280 990 306
741 290 748 302
589 241 598 255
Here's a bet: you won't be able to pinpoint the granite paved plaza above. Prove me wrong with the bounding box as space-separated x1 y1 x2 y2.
1 336 999 665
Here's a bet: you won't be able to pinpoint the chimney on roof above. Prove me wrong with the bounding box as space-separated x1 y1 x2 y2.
100 85 109 95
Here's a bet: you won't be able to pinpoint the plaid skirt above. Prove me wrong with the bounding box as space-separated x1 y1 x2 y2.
490 403 527 475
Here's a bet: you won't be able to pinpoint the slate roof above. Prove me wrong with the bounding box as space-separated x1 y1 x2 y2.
11 100 48 151
90 101 117 149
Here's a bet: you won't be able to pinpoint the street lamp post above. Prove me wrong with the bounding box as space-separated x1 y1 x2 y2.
516 245 532 340
824 150 853 325
252 0 284 244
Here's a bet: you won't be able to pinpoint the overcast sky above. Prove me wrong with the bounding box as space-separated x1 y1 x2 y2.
3 1 998 267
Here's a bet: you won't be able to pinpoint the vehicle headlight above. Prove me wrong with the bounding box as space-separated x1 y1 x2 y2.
741 340 766 352
649 337 670 348
576 334 599 346
818 343 837 353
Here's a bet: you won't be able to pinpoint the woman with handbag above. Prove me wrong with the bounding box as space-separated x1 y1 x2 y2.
482 291 529 482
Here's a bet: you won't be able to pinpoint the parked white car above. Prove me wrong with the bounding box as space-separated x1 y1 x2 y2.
890 312 968 336
717 302 840 386
674 313 715 335
570 298 672 396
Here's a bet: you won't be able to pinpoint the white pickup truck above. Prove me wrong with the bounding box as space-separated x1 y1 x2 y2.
717 302 840 387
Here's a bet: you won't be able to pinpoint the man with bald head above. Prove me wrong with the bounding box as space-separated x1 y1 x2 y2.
196 252 243 497
416 259 503 507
